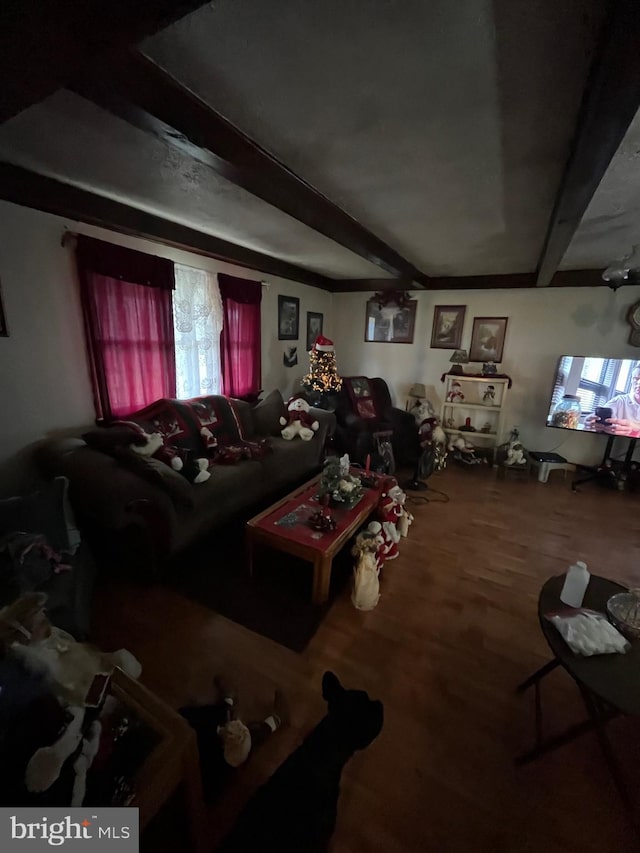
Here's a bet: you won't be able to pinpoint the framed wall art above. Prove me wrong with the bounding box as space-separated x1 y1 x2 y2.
306 311 323 351
278 294 300 340
364 298 416 343
430 305 465 349
469 316 508 363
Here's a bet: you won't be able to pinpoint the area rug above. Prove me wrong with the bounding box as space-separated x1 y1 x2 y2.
167 522 351 653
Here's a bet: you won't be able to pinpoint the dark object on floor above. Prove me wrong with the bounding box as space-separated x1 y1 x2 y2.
220 671 383 853
572 434 637 492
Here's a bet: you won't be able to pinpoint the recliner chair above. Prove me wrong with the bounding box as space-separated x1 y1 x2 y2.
333 377 419 467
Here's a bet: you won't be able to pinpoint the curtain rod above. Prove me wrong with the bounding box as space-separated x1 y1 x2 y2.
60 229 270 286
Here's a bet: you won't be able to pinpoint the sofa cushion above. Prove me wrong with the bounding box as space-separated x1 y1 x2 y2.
83 424 145 453
253 390 286 437
231 399 255 439
0 477 80 555
259 436 323 489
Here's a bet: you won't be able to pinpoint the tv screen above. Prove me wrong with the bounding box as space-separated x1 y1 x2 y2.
547 356 640 437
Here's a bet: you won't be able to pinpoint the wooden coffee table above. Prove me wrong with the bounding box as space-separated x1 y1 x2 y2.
246 473 381 605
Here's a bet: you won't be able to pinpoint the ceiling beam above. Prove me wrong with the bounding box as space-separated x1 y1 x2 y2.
0 1 209 124
69 50 428 287
333 270 606 292
0 163 335 290
535 0 640 287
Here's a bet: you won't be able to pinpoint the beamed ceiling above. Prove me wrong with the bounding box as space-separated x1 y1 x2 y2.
1 0 639 291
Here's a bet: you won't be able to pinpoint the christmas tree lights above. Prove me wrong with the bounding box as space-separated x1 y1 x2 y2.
302 335 342 401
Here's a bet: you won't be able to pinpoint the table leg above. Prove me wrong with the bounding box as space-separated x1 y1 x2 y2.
246 532 254 578
182 732 209 853
312 555 332 605
516 657 561 693
580 687 635 821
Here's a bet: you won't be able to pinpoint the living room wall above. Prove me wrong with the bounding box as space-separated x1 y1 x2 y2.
332 286 640 465
0 201 332 492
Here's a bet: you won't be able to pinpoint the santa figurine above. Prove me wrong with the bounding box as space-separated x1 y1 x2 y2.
446 381 464 403
376 480 404 560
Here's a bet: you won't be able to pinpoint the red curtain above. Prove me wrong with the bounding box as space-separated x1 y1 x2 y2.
76 236 176 421
218 274 262 399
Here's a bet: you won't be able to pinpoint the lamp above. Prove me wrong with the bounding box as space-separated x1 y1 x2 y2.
449 349 469 375
408 383 427 400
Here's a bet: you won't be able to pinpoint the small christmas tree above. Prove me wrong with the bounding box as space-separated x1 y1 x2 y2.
302 335 342 406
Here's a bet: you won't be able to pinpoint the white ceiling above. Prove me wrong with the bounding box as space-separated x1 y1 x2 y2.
2 0 635 281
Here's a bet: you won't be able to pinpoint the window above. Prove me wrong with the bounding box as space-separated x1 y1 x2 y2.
173 264 223 399
576 358 618 413
76 236 176 420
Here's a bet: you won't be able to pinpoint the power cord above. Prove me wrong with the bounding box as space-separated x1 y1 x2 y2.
407 487 450 504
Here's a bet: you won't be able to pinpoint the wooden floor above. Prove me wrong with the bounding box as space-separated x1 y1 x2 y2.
94 466 640 852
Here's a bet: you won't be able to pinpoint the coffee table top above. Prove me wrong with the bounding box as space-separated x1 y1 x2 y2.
246 473 381 558
539 574 640 716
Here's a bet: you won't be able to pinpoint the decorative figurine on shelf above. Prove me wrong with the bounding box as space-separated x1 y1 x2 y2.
482 361 497 375
351 530 382 610
446 381 464 403
448 436 483 465
480 421 492 434
459 417 476 432
446 417 455 430
482 385 496 405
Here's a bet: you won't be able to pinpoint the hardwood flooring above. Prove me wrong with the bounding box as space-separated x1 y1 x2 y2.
93 466 640 852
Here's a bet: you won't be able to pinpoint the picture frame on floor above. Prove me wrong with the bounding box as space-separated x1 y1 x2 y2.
306 311 323 351
0 278 7 337
278 295 300 340
430 305 465 349
469 316 508 363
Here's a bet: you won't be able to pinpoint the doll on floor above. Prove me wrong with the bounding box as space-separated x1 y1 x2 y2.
180 676 289 801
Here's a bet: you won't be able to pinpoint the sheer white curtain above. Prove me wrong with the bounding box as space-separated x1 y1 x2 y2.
173 264 224 398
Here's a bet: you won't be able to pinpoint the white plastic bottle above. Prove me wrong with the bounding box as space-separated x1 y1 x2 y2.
560 561 590 608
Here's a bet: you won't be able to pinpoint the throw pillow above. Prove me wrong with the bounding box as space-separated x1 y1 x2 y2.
82 424 145 453
231 399 255 440
253 390 287 437
0 478 80 555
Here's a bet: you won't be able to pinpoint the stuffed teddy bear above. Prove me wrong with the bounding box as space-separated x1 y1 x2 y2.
130 428 211 484
351 530 381 611
505 439 527 466
280 396 320 441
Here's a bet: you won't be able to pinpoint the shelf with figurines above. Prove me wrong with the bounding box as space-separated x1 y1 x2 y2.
441 373 510 462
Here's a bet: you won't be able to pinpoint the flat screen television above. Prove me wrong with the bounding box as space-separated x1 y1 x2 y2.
547 356 640 437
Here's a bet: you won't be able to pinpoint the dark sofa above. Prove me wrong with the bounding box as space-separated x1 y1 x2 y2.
37 392 335 573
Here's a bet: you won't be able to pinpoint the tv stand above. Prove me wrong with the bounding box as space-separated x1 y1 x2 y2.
571 435 637 492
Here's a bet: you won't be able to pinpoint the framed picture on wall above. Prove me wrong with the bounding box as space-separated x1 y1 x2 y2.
364 298 416 343
278 295 300 340
306 311 323 351
469 316 508 363
430 305 465 349
0 278 7 337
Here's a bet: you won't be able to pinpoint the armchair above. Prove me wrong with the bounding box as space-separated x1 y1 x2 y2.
334 377 419 467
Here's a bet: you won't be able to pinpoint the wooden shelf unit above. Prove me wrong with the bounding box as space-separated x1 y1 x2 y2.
441 375 509 457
